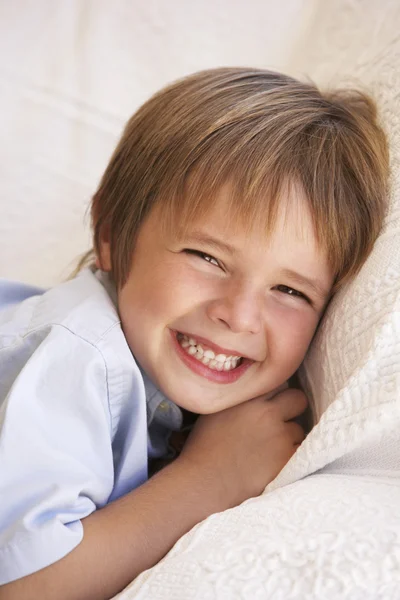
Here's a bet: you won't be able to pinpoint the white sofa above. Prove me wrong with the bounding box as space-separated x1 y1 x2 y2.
114 2 400 598
1 1 398 598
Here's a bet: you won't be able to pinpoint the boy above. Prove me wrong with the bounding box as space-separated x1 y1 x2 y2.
0 68 389 600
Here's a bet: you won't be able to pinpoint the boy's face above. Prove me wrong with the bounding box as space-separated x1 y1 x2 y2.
102 185 334 414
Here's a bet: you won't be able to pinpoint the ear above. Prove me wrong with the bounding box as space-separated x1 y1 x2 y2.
96 224 112 272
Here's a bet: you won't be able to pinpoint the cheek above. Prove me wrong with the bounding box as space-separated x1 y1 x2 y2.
119 275 172 331
119 261 216 330
269 303 320 361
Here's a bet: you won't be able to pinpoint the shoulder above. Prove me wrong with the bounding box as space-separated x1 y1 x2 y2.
0 270 142 430
0 268 122 347
34 268 121 343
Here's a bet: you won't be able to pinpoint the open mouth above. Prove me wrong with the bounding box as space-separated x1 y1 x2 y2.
176 332 244 372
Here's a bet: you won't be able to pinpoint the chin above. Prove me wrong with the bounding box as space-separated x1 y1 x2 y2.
165 390 208 414
177 392 235 415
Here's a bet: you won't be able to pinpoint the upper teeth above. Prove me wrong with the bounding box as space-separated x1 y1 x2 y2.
178 334 241 371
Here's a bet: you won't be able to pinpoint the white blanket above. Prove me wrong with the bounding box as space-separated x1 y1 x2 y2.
114 1 400 598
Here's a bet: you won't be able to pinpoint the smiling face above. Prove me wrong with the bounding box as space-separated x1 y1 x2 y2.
100 185 334 414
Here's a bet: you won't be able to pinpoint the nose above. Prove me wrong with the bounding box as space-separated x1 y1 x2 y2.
206 282 263 335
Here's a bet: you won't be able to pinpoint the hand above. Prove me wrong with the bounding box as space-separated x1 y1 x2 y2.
178 388 307 507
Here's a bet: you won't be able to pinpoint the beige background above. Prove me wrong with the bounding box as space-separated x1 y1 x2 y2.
0 0 311 286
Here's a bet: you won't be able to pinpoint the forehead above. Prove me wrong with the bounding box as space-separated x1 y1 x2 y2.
138 184 334 301
171 182 321 251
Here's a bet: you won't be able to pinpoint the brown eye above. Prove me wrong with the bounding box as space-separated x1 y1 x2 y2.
276 284 311 304
184 249 220 268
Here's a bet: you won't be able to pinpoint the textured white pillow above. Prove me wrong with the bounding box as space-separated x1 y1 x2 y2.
272 0 400 487
114 2 400 598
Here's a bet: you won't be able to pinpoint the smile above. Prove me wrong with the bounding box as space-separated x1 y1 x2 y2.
171 330 253 384
176 333 242 371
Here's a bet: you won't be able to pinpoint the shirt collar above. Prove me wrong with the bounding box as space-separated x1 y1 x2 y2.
140 365 183 431
95 267 183 430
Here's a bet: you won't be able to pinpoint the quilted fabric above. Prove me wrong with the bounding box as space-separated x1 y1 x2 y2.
113 1 400 598
117 476 400 600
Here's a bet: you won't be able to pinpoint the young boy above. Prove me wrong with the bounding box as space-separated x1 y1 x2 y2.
0 68 389 600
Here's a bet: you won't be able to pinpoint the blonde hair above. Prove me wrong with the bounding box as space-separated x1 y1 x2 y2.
80 67 389 291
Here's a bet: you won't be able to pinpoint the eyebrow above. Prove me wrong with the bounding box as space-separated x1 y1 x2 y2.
180 232 331 300
181 232 238 256
279 268 331 300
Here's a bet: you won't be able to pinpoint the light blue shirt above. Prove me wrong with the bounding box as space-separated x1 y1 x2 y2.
0 268 183 584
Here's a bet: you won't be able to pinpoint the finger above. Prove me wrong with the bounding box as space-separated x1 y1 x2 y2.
261 382 289 401
285 420 306 445
270 388 308 421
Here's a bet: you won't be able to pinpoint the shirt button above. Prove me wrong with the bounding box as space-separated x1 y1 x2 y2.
159 401 169 411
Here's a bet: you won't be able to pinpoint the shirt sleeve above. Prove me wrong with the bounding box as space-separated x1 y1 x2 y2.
0 279 45 309
0 325 114 584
